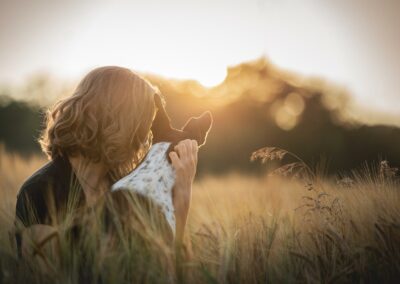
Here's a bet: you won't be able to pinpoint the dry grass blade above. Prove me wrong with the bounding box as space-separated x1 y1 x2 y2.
379 160 399 179
1 149 400 283
251 145 317 182
270 162 305 177
250 147 288 163
289 251 316 269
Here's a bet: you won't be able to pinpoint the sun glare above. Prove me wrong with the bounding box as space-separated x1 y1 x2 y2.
164 65 228 88
195 68 227 88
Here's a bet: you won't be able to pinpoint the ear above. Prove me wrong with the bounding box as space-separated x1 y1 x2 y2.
182 111 213 147
151 93 173 142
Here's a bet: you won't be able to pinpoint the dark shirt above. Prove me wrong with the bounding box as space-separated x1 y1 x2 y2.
14 154 86 255
14 154 172 257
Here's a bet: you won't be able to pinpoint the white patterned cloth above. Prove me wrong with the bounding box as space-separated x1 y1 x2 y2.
111 142 176 234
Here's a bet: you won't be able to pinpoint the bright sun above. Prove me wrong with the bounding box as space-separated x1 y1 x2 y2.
193 68 227 88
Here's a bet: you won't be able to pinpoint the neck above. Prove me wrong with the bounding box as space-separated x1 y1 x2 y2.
68 154 110 202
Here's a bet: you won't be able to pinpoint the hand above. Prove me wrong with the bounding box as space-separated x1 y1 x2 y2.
21 225 60 272
169 139 198 191
168 139 198 242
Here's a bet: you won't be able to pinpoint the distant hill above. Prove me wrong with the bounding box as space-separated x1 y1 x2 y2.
1 57 399 175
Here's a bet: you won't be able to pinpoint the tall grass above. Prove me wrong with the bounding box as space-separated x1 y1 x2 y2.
0 146 399 283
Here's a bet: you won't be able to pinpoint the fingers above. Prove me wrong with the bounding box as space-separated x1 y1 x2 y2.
191 140 198 164
174 140 188 159
169 151 183 171
174 139 198 166
174 139 198 154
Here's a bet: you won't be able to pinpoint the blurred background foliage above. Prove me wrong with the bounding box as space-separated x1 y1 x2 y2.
1 57 399 176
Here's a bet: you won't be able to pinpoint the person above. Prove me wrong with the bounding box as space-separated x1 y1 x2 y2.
15 66 198 258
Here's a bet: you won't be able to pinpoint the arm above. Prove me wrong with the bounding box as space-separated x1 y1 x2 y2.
20 225 59 263
168 139 198 245
15 180 59 263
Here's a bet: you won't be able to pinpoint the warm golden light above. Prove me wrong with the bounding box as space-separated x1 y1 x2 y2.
275 106 298 131
1 0 399 116
191 68 227 88
284 92 305 116
270 92 305 131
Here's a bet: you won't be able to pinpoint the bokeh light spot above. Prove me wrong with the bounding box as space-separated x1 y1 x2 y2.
275 106 298 131
284 92 305 116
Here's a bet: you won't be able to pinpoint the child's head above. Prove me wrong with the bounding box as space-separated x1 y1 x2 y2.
39 66 158 178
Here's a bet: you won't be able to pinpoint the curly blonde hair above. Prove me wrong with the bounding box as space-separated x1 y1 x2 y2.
39 66 158 180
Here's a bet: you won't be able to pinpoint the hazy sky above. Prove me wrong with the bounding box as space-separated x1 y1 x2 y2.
1 0 399 115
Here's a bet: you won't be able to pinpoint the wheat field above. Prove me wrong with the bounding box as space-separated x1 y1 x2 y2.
0 147 399 283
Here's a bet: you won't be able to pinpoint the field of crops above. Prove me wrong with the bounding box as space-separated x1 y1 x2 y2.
0 147 399 283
